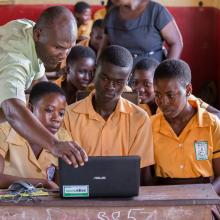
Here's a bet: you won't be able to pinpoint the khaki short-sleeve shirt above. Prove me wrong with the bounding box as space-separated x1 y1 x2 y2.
0 19 45 106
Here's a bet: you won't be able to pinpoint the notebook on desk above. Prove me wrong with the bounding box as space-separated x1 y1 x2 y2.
59 156 140 198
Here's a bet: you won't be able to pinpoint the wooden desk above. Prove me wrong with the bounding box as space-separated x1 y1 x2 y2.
0 184 219 220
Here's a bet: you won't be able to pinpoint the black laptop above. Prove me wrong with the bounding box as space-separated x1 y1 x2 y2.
59 156 140 198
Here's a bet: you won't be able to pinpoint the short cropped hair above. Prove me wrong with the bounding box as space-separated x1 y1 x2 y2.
154 59 191 86
66 46 96 66
75 1 90 13
92 19 104 30
29 82 65 106
98 45 133 70
35 6 76 29
106 0 113 9
134 58 159 72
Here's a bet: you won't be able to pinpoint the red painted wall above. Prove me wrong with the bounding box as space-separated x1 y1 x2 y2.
0 4 219 106
169 7 218 100
0 5 102 25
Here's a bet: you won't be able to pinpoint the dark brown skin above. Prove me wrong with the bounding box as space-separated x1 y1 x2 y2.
89 26 104 53
115 0 149 19
133 69 155 104
154 79 196 136
98 0 183 59
132 67 220 117
93 61 130 120
0 8 88 167
154 78 220 194
133 68 157 114
62 57 95 105
2 98 88 167
141 166 154 186
0 93 69 189
93 60 153 185
75 8 91 26
75 8 92 42
61 79 78 105
34 9 77 71
147 102 158 115
0 108 5 123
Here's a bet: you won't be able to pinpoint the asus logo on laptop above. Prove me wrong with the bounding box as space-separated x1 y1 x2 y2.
93 176 106 180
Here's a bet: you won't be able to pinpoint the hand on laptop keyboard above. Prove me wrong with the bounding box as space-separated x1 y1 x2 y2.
51 141 88 167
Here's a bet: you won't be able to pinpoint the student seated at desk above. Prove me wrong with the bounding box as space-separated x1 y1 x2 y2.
64 45 154 185
132 58 159 116
0 82 72 189
151 59 220 195
133 58 220 118
54 46 96 105
74 1 93 42
78 19 104 56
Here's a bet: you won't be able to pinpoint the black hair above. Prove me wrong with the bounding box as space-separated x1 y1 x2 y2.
98 45 133 69
106 0 113 9
92 19 104 30
75 1 91 13
35 6 76 29
66 46 96 66
134 58 159 73
29 81 65 106
154 59 192 86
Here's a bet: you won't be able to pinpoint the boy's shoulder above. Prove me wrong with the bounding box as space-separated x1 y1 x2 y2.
66 95 89 114
120 97 150 121
150 112 163 121
150 112 163 131
150 106 220 131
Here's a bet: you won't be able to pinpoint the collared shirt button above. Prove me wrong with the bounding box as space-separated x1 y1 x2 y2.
180 165 184 169
179 143 183 147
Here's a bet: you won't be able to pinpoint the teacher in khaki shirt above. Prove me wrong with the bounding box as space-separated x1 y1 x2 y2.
0 6 88 167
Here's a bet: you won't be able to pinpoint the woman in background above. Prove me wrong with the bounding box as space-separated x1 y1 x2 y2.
99 0 183 65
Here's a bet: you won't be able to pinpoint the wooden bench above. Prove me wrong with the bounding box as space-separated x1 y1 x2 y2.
0 184 219 219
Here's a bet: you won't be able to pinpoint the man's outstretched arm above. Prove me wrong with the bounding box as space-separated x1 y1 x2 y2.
1 98 88 166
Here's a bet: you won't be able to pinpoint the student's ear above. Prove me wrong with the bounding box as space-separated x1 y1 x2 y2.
27 103 33 112
66 66 71 82
66 66 70 75
33 27 42 42
90 31 93 38
92 66 96 80
74 12 80 20
186 83 193 97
